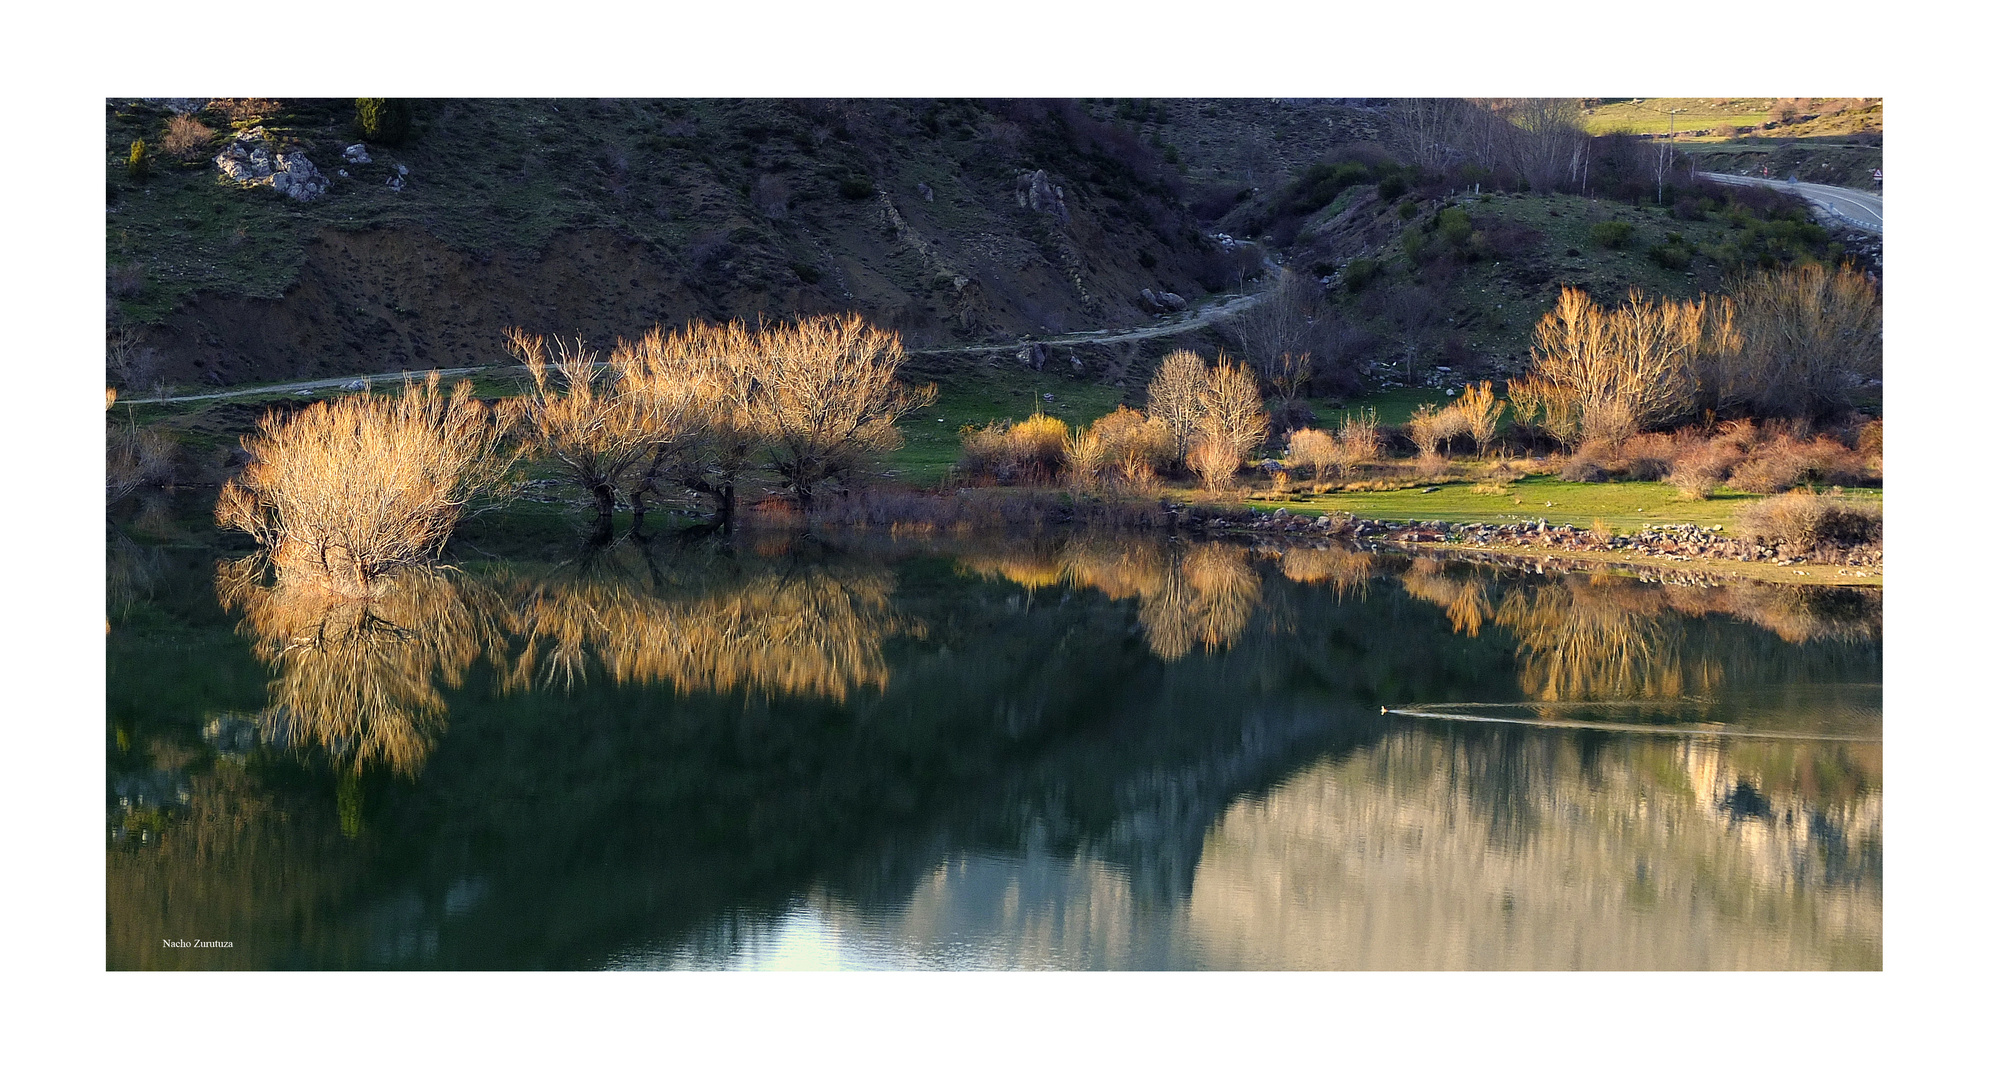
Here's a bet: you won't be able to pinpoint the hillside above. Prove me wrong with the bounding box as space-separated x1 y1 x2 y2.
107 98 1292 389
105 97 1867 408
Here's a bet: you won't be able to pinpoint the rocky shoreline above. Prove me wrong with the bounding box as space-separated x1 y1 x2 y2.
1181 506 1882 582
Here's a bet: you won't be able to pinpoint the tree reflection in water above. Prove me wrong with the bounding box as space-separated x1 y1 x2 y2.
105 523 1881 969
217 538 911 775
218 554 509 776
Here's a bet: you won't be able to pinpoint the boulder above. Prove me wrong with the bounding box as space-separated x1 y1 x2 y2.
1156 290 1187 311
1016 169 1069 224
342 143 371 164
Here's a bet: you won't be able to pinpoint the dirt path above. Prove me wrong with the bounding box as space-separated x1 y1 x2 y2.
143 292 1268 405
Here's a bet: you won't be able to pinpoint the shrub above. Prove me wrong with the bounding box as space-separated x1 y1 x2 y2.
1068 407 1172 493
1667 434 1746 499
108 262 147 299
1187 435 1243 492
958 413 1070 484
1376 173 1408 201
161 113 214 159
1520 286 1711 444
1193 358 1270 463
126 140 150 181
1343 257 1381 292
1717 264 1881 418
1728 433 1872 494
1334 407 1382 472
1648 237 1694 270
1736 491 1881 549
214 373 522 594
1407 402 1468 458
838 174 875 200
355 98 412 145
1288 428 1336 479
1455 381 1502 456
1589 220 1633 249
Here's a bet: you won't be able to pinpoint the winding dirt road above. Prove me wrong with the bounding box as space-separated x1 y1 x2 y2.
142 291 1269 405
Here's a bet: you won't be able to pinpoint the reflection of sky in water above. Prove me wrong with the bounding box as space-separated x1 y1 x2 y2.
618 721 1881 972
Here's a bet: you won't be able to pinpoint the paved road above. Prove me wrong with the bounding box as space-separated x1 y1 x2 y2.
137 292 1270 405
1698 173 1883 234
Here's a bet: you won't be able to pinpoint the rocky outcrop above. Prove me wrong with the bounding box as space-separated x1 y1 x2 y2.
1140 287 1188 313
214 127 330 202
1016 169 1069 225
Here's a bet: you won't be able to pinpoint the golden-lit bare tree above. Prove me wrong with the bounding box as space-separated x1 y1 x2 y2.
746 315 936 510
1456 381 1503 457
1195 356 1270 463
511 329 660 532
215 372 521 594
1520 286 1707 447
1146 349 1209 462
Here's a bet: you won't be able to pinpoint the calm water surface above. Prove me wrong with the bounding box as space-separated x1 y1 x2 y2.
107 505 1881 969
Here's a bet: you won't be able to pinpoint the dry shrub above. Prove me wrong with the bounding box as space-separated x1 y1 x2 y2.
1667 435 1745 499
1068 406 1172 494
162 113 215 159
1617 431 1677 481
1519 286 1716 445
1333 407 1382 473
215 373 522 594
958 413 1070 484
747 314 936 509
108 262 147 299
511 330 665 522
1857 419 1882 470
1407 402 1468 458
1288 428 1336 479
1559 442 1611 483
1718 264 1881 418
1195 357 1270 463
1456 381 1503 456
1736 491 1881 549
1728 433 1872 494
107 394 175 502
1187 435 1243 492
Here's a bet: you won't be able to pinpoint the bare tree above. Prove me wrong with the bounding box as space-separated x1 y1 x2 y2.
749 314 936 511
1228 269 1322 403
1146 349 1209 462
1194 356 1270 464
1722 264 1881 418
511 330 657 535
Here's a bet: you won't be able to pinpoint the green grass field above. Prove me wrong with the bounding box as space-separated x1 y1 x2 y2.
1582 99 1774 137
1229 474 1880 533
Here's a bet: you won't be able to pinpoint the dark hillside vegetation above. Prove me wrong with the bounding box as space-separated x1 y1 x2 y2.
106 98 1262 389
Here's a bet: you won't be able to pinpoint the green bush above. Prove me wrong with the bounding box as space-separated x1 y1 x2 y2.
126 140 150 181
838 174 874 200
1648 232 1695 270
1376 173 1408 201
354 98 412 145
1589 220 1634 249
1343 258 1381 292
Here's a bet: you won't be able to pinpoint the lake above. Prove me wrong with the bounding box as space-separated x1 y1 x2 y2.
107 500 1881 970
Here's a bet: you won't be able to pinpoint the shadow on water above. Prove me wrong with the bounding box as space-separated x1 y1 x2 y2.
106 504 1881 969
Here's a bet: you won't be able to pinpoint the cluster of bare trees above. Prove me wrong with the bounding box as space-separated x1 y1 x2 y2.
1147 349 1270 491
1224 270 1364 407
958 348 1273 494
519 314 935 534
214 315 935 590
1383 98 1591 193
1511 266 1881 448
